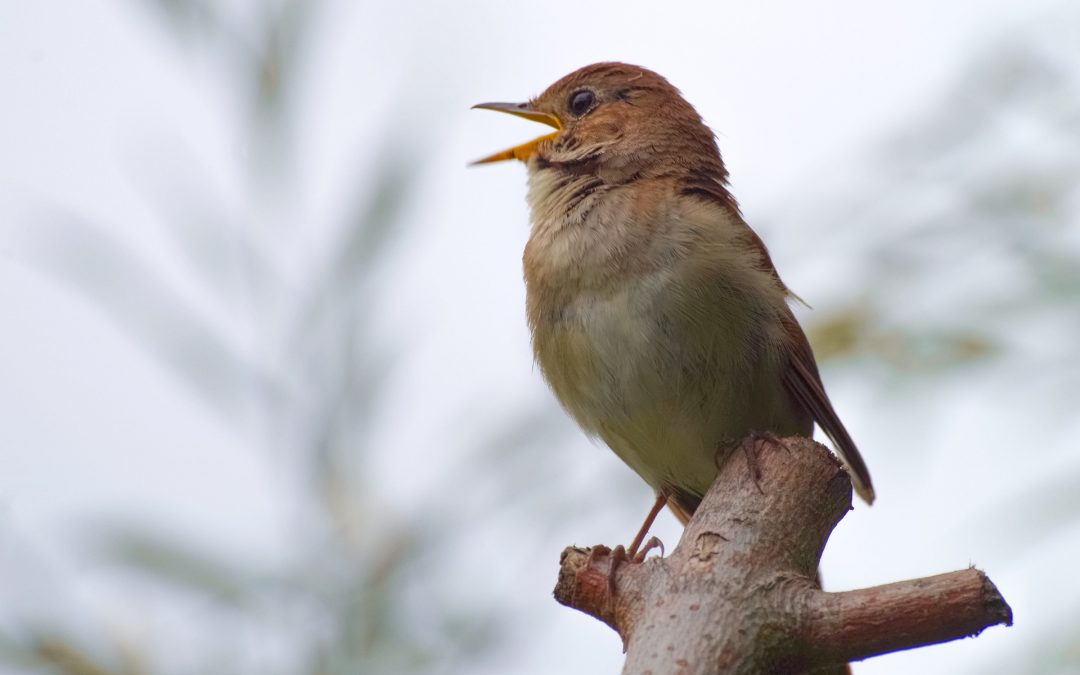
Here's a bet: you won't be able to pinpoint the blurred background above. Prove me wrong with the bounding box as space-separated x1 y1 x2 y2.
1 1 1078 673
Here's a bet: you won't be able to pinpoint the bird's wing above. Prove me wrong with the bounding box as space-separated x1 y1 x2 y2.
680 179 875 504
781 313 876 504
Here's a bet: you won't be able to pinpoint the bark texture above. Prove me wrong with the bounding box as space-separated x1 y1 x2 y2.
553 437 1012 674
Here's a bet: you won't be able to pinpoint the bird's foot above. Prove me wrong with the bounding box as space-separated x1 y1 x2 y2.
625 535 666 564
739 431 791 492
602 536 665 612
584 493 670 614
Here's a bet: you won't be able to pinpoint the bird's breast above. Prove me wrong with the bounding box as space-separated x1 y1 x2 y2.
520 168 800 497
528 263 758 497
532 269 678 422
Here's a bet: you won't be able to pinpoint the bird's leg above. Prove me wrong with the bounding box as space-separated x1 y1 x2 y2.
604 493 669 610
626 492 668 560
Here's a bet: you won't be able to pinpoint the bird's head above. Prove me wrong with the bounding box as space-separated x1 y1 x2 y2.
472 62 724 184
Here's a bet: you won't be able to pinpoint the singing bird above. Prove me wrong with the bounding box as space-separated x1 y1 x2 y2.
472 63 873 556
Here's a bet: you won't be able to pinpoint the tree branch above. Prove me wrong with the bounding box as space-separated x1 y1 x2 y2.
803 568 1012 663
553 437 1012 674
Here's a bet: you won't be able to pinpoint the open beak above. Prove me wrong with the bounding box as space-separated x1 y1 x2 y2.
470 102 562 165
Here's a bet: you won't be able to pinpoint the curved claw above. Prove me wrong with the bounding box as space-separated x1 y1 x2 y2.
605 537 667 612
633 536 665 563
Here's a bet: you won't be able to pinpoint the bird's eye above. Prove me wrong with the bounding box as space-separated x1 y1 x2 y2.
568 90 596 117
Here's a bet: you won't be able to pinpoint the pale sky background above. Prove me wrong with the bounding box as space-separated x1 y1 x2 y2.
1 1 1078 674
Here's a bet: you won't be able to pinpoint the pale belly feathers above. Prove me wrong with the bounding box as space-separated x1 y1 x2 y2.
523 168 805 501
531 262 800 500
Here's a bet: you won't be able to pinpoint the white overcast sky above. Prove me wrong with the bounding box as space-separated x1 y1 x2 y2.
0 1 1076 674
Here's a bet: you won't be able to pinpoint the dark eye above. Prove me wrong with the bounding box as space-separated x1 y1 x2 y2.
568 90 596 117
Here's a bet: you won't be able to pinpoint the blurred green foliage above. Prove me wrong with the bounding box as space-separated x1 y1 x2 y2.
2 2 1078 674
2 1 509 674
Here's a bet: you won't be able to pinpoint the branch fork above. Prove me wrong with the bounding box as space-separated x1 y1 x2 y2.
553 437 1012 674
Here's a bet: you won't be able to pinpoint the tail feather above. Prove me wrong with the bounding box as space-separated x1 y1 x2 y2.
781 312 875 504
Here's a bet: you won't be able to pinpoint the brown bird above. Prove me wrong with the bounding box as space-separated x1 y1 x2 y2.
472 63 873 558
